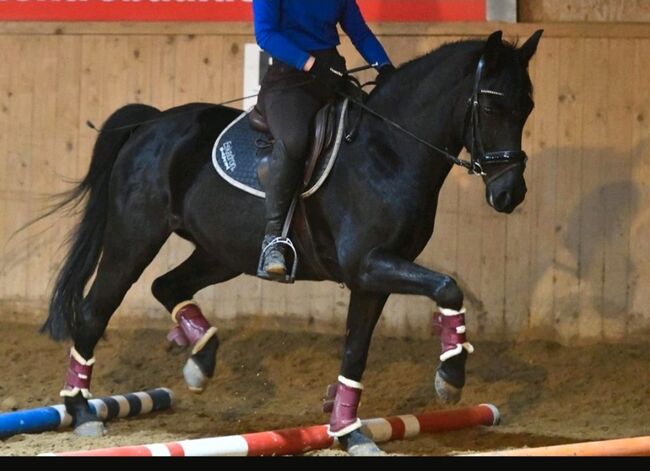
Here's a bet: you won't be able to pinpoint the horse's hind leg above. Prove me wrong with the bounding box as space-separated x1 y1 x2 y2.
152 249 238 392
63 226 170 437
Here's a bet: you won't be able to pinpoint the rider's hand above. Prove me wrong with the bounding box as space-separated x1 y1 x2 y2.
376 64 396 87
309 55 348 92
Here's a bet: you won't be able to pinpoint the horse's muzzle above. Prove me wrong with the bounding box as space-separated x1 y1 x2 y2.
486 165 527 213
489 185 527 213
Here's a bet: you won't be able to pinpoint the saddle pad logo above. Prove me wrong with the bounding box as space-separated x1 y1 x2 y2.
219 141 237 172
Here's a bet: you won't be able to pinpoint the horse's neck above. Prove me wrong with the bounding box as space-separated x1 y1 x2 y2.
360 60 469 197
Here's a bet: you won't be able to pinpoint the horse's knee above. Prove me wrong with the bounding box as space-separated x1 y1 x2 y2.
433 277 464 310
151 276 183 310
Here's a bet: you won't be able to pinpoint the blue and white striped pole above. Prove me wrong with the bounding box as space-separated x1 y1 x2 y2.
0 388 173 438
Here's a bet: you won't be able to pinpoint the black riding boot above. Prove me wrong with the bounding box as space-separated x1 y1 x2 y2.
259 140 303 278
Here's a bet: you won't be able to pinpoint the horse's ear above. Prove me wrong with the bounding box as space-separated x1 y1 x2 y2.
519 29 544 67
483 30 504 71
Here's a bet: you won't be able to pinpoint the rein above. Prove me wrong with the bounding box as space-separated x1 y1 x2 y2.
335 88 475 172
339 55 527 176
89 56 527 179
85 79 318 134
87 64 378 134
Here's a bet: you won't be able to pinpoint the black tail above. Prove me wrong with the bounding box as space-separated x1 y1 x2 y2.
42 104 161 341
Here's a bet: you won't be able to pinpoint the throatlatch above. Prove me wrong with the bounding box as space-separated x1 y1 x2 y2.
167 300 218 355
323 375 364 437
60 347 95 399
432 307 474 361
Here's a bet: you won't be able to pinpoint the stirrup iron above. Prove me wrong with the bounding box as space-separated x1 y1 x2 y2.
257 236 298 284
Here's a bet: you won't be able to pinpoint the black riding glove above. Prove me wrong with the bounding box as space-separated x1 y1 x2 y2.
310 56 348 92
376 64 396 87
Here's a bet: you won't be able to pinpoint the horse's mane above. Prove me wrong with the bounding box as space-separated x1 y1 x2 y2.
399 38 520 73
371 37 525 101
398 40 485 75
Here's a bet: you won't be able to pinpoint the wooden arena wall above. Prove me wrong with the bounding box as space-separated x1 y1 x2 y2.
1 22 649 344
519 0 650 23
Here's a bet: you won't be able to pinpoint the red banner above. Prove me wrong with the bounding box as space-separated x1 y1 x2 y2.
0 0 486 22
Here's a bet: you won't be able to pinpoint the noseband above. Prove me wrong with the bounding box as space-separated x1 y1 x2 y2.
463 56 528 177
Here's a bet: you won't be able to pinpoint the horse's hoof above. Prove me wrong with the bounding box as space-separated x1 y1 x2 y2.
183 357 207 393
434 370 462 405
339 429 385 456
74 421 106 438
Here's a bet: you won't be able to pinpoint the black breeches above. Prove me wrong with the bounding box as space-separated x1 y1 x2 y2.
257 51 341 162
261 85 324 162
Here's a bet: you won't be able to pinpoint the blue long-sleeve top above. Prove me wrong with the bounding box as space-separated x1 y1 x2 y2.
253 0 391 71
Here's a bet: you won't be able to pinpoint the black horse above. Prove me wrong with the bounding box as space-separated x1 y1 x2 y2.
43 30 542 453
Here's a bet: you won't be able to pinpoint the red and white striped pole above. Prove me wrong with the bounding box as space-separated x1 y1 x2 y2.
41 404 499 457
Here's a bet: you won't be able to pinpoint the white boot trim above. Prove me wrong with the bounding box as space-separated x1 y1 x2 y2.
171 300 197 323
60 387 93 399
438 307 467 317
439 342 475 361
338 375 363 390
191 327 219 355
327 418 362 437
70 347 95 366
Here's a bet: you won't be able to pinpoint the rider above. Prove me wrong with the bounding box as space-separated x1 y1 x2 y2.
253 0 396 279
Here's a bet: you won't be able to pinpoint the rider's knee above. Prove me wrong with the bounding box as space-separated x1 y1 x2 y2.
282 133 309 162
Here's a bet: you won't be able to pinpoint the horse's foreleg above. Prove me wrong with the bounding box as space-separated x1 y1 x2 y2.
152 249 238 392
357 251 471 405
325 290 387 455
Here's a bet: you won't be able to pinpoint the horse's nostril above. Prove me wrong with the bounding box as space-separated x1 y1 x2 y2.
495 192 512 209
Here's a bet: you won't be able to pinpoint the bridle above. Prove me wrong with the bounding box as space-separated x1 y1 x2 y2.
339 54 529 178
462 55 528 178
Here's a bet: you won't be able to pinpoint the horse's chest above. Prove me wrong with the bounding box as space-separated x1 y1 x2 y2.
390 198 438 259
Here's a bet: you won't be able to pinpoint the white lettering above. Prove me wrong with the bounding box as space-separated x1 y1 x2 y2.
219 141 237 173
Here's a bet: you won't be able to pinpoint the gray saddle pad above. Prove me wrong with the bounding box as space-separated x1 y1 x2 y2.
212 100 348 199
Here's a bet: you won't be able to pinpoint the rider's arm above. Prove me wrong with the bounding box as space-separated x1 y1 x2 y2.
253 0 313 72
340 0 392 69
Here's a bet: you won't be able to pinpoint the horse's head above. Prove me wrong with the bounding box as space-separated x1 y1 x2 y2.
462 30 543 214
